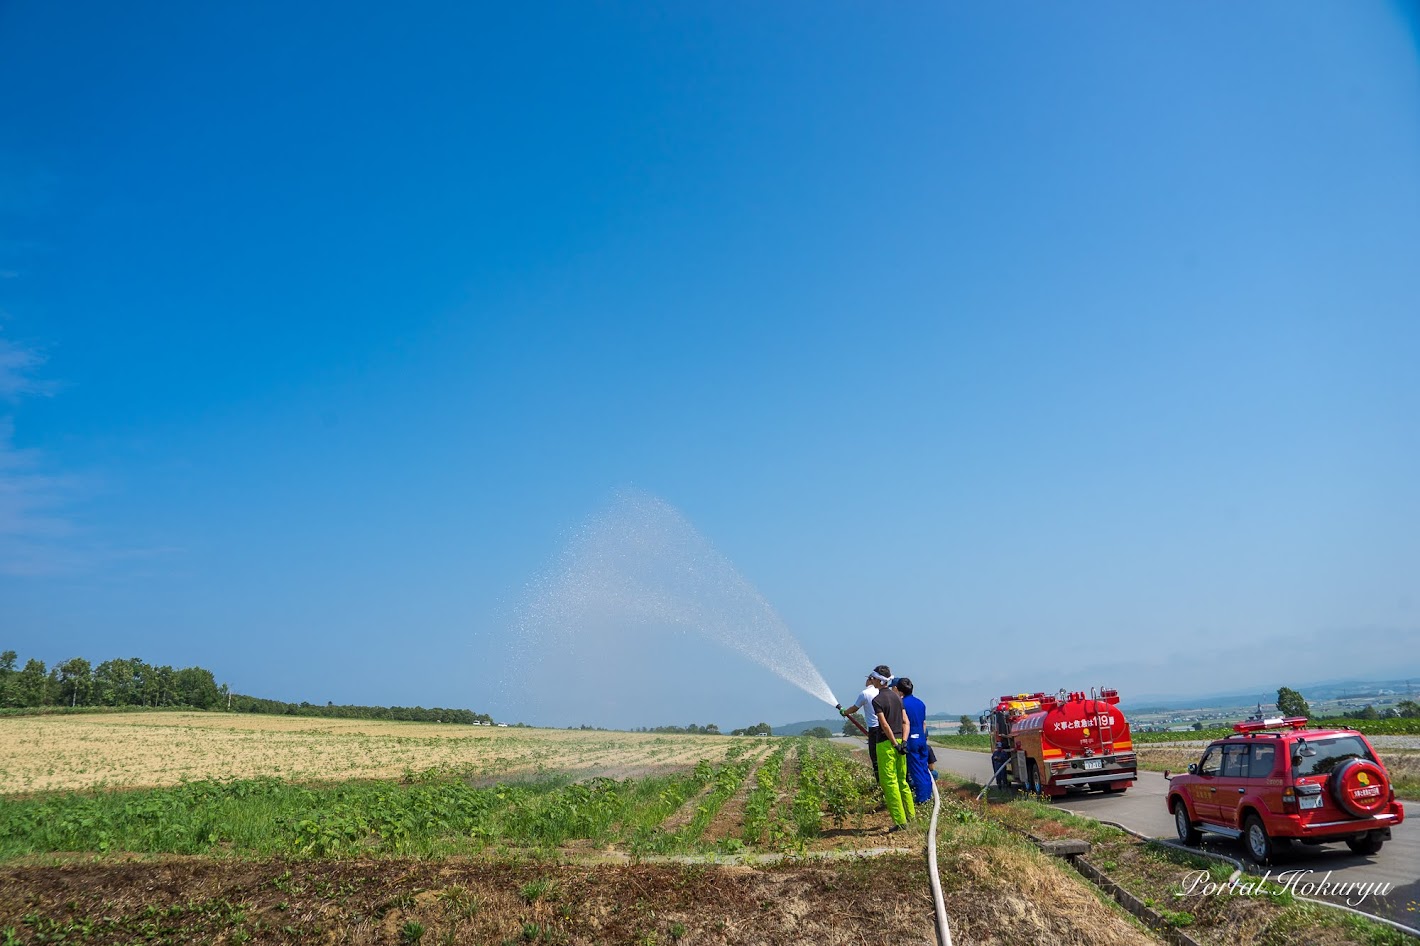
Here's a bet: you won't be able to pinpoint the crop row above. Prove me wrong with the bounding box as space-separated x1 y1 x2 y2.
0 769 704 860
0 739 879 861
740 743 788 847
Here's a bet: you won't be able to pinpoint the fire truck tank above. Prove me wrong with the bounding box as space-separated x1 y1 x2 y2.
1010 689 1130 756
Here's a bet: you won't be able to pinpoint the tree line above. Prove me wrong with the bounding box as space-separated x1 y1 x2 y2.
630 722 723 735
0 650 493 725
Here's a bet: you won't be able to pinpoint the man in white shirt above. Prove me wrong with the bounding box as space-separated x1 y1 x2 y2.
841 665 892 777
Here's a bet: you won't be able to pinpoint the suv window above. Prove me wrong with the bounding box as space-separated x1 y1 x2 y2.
1291 734 1375 777
1221 744 1249 778
1248 743 1277 778
1198 747 1221 776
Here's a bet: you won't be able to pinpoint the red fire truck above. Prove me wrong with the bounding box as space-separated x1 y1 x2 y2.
983 688 1137 797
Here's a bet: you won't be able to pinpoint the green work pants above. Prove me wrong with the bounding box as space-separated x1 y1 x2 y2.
875 739 916 825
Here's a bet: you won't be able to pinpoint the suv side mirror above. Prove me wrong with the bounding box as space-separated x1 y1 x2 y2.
1187 763 1198 774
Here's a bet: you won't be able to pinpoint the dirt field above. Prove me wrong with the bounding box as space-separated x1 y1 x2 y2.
0 844 1159 946
0 715 1169 945
0 713 763 794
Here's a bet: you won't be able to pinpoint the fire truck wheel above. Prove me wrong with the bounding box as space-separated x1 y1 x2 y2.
1026 760 1043 794
1243 814 1275 864
1172 799 1201 846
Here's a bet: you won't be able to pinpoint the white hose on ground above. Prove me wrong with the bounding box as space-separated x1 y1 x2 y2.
926 779 953 946
977 759 1009 800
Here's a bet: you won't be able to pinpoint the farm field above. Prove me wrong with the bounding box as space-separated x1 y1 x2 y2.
0 713 760 794
0 713 1165 945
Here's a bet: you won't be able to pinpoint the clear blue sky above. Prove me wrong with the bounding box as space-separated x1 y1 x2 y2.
3 2 1418 729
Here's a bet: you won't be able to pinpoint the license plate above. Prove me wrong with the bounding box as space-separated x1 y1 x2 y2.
1084 760 1103 770
1300 795 1323 810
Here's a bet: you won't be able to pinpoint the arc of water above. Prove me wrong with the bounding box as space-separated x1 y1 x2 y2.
519 490 838 708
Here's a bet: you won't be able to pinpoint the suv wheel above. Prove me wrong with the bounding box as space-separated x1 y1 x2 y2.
1345 832 1384 856
1243 814 1274 864
1173 799 1201 846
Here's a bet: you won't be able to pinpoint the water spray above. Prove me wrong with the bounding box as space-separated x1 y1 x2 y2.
515 490 842 718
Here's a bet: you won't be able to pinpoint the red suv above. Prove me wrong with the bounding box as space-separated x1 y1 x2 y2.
1166 717 1404 864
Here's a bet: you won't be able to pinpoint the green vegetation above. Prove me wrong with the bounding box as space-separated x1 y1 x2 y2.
740 744 788 847
792 738 877 835
0 770 700 859
729 722 772 736
928 733 991 751
1276 685 1312 718
627 751 749 853
0 739 888 863
629 723 722 735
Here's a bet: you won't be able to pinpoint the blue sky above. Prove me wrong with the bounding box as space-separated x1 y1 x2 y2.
3 2 1418 729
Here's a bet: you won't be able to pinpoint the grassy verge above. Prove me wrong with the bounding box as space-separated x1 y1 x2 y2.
936 774 1412 946
928 733 991 751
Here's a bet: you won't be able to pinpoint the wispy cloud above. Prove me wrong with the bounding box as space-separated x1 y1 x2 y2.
0 338 79 575
0 338 49 399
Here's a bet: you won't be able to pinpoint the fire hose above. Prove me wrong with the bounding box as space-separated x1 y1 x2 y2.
835 703 871 738
977 758 1011 800
838 703 952 945
927 778 953 946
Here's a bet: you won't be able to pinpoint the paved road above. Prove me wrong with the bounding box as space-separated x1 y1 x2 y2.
933 747 1419 930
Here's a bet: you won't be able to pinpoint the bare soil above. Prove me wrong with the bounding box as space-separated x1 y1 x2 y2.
0 855 938 945
0 847 1162 946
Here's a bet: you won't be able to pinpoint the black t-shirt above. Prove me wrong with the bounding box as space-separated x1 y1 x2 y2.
871 688 905 742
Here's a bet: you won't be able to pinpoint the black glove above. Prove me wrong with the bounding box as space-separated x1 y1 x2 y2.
895 742 907 755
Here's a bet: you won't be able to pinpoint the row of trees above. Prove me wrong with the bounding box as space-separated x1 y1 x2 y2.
0 651 492 725
731 722 772 736
0 652 224 710
630 722 722 735
226 693 492 725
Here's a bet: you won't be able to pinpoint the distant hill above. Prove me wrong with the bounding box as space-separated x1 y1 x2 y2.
1120 677 1420 714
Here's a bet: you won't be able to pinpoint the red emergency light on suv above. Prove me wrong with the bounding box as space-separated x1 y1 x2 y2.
1165 716 1404 864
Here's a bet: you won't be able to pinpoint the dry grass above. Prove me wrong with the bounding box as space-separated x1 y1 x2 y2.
0 712 763 795
942 844 1156 946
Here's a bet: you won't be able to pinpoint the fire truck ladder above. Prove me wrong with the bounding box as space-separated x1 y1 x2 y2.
1092 687 1114 756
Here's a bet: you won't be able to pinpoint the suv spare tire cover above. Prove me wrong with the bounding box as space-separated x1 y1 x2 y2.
1330 758 1390 818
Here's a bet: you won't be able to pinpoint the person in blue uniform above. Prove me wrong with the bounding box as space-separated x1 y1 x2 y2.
991 739 1012 790
894 677 933 807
